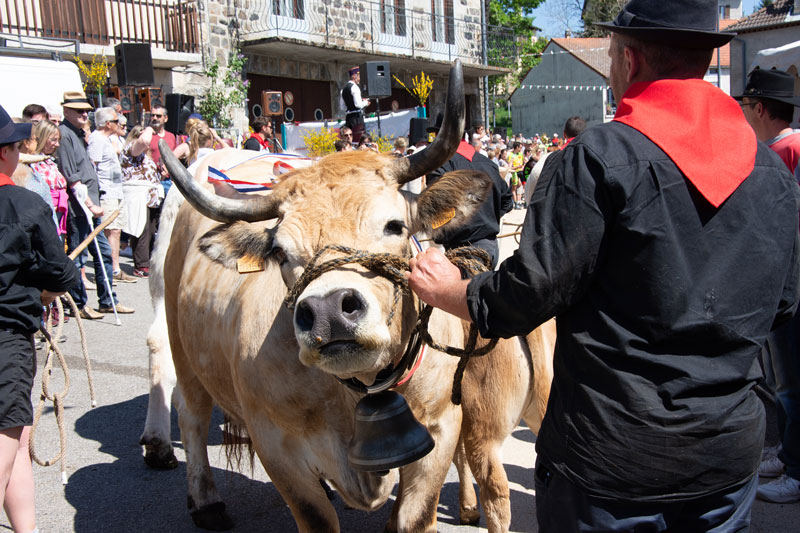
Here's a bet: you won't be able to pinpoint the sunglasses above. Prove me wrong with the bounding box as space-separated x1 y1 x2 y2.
151 114 165 118
108 119 120 123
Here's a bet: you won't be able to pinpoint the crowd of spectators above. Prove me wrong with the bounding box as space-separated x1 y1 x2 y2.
9 90 226 319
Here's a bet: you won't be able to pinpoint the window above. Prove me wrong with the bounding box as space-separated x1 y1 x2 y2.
273 0 304 19
381 0 407 37
431 0 454 45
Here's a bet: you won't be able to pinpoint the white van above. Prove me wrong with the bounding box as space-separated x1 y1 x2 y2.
0 54 83 117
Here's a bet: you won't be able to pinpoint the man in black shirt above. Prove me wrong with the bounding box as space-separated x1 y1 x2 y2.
426 114 513 268
407 1 800 530
0 103 78 533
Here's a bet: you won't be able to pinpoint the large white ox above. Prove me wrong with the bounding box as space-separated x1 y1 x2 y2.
158 62 554 532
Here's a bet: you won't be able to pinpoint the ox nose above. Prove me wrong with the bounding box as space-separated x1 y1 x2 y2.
295 289 368 343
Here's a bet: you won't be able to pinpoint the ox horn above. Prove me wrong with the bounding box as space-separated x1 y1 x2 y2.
159 140 283 223
393 59 465 185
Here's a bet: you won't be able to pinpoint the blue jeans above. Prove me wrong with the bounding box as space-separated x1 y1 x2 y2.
534 457 757 532
67 211 116 309
765 310 800 480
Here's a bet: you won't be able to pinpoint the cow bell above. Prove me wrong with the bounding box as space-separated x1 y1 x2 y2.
347 390 434 472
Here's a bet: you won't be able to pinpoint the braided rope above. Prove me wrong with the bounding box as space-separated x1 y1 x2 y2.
283 243 498 405
30 293 97 484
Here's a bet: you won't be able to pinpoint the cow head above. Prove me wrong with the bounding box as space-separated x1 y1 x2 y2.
162 60 492 384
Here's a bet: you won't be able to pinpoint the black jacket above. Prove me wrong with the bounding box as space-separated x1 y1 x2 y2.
467 122 800 501
427 142 513 247
0 185 79 333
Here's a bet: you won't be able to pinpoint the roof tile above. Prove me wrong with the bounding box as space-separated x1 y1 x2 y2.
726 0 800 32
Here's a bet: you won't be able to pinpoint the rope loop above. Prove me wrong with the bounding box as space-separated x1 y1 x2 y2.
282 242 498 405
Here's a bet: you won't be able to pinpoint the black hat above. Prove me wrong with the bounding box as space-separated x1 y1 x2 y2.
734 69 800 107
426 113 443 133
595 0 736 50
0 105 31 145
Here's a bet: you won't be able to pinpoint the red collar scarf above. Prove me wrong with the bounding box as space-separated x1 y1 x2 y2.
613 79 756 207
0 173 14 186
249 133 271 151
456 140 475 161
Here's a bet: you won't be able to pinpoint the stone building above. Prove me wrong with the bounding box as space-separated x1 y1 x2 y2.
0 0 512 134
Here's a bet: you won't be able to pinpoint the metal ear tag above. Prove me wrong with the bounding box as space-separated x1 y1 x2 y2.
237 255 265 274
430 208 456 230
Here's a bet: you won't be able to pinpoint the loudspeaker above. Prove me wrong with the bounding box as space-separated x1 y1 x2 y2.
137 87 163 112
115 43 154 87
361 61 391 98
262 91 283 116
408 117 428 145
165 94 195 135
107 86 135 112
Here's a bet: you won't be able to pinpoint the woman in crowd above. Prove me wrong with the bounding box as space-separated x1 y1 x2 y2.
173 118 224 164
185 123 217 167
28 121 68 239
120 126 163 278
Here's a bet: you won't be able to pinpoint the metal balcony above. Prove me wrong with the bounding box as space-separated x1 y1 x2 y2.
240 0 516 70
0 0 200 53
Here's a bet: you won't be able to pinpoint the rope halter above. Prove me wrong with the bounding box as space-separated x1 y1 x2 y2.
283 243 498 404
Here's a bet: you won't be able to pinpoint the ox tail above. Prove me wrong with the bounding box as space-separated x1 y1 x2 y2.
222 415 255 476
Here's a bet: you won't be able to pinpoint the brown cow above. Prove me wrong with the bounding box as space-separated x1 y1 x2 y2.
161 61 553 532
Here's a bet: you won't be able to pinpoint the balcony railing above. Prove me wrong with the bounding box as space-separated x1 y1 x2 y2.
240 0 516 67
0 0 200 53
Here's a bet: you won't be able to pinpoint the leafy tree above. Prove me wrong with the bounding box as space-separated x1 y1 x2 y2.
757 1 774 9
487 0 548 90
581 0 626 37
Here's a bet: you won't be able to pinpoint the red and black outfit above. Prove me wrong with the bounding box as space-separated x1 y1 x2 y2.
0 174 79 429
243 133 272 152
467 80 800 525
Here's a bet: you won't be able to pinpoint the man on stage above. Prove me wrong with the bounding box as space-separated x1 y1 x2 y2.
341 66 370 143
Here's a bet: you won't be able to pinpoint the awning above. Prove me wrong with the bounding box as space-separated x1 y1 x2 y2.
242 37 510 78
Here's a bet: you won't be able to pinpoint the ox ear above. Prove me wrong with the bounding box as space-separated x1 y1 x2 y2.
197 222 273 269
412 170 492 237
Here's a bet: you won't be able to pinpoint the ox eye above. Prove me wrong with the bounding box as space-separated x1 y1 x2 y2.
271 246 287 265
384 220 405 236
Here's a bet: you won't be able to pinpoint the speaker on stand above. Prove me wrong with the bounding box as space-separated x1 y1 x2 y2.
165 94 195 135
361 62 392 138
115 43 154 87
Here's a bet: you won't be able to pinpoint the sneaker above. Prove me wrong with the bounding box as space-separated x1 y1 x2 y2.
133 268 149 278
98 303 135 314
758 455 786 479
757 474 800 503
80 307 104 320
113 270 138 283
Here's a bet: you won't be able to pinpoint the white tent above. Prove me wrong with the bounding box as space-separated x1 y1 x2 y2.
750 40 800 74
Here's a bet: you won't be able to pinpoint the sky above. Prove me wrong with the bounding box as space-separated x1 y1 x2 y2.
529 0 760 38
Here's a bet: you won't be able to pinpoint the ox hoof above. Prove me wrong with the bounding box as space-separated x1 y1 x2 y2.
144 449 179 470
459 505 480 525
191 501 234 531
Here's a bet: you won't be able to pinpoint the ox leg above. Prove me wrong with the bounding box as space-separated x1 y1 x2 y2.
140 301 180 469
385 407 461 533
177 376 233 531
453 437 480 525
461 431 511 533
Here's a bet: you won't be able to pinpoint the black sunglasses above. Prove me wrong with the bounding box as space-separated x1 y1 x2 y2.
108 119 120 123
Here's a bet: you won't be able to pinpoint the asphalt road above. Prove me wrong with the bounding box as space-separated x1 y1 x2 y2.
3 210 798 532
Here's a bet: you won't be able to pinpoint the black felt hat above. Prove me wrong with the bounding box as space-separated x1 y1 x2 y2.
734 69 800 107
426 113 443 133
0 105 31 145
595 0 736 49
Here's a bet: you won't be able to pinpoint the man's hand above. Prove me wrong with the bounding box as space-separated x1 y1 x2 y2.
407 247 472 322
41 290 64 307
89 204 104 217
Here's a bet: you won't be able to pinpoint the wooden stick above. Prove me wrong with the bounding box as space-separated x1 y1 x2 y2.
67 210 120 260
